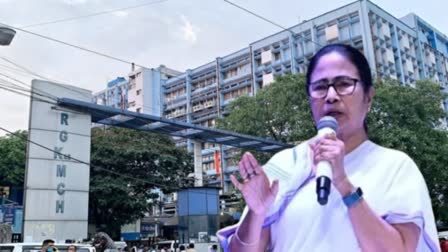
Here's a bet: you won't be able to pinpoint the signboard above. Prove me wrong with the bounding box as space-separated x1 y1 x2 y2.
23 80 92 242
141 223 158 236
3 205 14 224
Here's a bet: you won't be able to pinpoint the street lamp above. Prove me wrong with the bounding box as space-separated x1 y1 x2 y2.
0 25 16 46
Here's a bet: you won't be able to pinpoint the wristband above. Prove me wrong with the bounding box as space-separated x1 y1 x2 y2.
343 187 363 208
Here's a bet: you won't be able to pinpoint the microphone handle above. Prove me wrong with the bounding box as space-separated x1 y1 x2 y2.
316 160 332 205
316 176 331 205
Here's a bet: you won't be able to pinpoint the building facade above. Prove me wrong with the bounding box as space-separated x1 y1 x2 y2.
158 0 448 192
94 0 448 239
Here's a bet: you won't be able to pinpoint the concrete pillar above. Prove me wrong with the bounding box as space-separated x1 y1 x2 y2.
193 141 203 187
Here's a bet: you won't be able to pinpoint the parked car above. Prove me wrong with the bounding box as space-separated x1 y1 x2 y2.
154 241 178 252
113 242 126 252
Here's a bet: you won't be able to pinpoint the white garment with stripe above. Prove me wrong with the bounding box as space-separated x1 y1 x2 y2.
217 140 440 252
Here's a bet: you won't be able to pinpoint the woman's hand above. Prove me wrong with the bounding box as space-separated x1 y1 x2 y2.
309 133 348 192
230 152 279 216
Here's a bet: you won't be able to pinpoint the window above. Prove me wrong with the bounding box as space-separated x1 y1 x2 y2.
325 24 339 41
223 86 251 101
237 63 251 75
136 89 142 95
136 108 142 113
262 73 274 87
224 69 238 79
261 50 272 64
274 52 281 61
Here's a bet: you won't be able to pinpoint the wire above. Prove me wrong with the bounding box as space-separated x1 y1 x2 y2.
0 63 38 77
0 85 228 194
222 0 322 47
0 22 149 70
0 125 187 190
0 83 57 105
0 123 219 196
0 56 94 101
0 73 58 100
223 0 292 33
20 0 169 28
0 56 54 81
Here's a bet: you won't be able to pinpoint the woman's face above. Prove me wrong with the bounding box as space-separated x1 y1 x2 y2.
309 52 373 140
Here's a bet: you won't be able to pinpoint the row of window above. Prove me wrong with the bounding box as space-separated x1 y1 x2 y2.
192 76 216 91
223 86 251 101
192 98 217 112
223 63 251 79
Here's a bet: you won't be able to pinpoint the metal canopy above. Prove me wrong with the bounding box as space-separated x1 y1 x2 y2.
57 98 294 152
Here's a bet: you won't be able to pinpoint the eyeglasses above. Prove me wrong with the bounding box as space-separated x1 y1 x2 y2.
308 76 358 99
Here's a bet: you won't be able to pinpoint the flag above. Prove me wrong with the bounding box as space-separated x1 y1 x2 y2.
214 150 221 174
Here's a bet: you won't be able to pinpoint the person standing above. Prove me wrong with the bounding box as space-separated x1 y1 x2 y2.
217 44 439 252
185 244 195 252
41 239 55 252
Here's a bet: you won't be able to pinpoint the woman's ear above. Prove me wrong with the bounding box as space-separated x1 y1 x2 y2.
366 87 374 112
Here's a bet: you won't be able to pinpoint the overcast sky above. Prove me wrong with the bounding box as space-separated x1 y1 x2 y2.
0 0 446 135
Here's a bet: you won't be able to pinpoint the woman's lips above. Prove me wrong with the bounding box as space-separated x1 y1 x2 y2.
326 111 343 117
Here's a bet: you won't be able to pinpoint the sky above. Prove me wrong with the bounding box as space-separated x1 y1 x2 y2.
0 0 447 135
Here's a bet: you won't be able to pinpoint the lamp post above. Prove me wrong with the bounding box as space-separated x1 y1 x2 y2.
0 25 16 46
0 25 15 223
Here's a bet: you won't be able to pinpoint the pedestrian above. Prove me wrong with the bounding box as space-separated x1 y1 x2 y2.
68 245 77 252
41 239 55 252
185 243 195 252
441 238 448 252
209 244 218 252
217 43 439 251
178 245 185 252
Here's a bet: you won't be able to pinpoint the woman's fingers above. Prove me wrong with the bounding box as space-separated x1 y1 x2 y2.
324 132 337 140
230 174 242 191
246 152 263 175
238 156 249 180
242 152 256 178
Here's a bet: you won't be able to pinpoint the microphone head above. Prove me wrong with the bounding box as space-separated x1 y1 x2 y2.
317 116 339 132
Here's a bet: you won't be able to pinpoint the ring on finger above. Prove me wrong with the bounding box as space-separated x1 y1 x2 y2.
247 172 256 179
243 172 256 182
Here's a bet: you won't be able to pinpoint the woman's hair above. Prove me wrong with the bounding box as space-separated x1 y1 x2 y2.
305 43 373 95
305 44 373 133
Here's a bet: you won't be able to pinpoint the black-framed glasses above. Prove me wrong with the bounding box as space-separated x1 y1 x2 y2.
308 76 358 99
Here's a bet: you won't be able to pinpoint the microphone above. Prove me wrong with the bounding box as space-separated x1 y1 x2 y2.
315 116 339 205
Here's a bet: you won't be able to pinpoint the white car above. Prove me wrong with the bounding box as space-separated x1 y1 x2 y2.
0 243 96 252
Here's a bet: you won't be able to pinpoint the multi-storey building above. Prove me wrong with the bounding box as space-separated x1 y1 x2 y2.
93 65 182 115
159 0 448 193
94 0 448 237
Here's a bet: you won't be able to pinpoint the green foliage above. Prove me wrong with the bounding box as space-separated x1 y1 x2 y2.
0 130 27 186
218 75 448 225
89 127 194 236
0 127 193 237
217 74 315 163
367 79 448 225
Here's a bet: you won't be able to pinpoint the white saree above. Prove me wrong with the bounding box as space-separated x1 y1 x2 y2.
217 140 440 252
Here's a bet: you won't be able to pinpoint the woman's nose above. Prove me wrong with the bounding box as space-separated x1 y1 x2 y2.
325 86 340 103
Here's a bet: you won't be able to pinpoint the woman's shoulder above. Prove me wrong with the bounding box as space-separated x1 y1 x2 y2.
265 140 310 166
368 141 415 165
263 140 311 181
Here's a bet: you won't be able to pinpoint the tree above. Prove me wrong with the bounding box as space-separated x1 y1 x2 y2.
89 127 194 237
217 74 315 163
0 127 194 238
367 79 448 224
0 130 27 187
217 75 448 224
